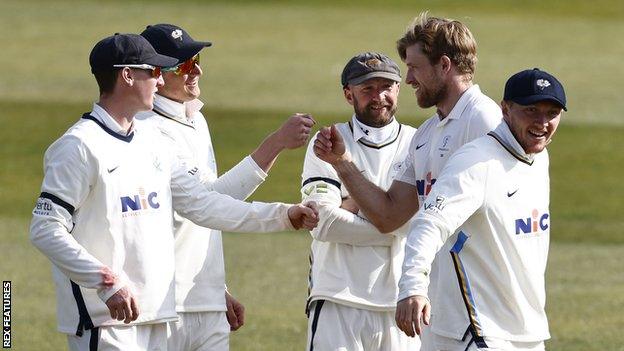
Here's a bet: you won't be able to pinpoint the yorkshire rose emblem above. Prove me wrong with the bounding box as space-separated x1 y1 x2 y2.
171 29 183 40
536 79 551 90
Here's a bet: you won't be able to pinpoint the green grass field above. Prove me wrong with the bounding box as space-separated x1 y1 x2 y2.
1 1 623 350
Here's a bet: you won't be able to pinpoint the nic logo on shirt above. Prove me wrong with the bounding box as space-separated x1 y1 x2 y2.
515 209 549 235
120 188 160 215
416 171 436 196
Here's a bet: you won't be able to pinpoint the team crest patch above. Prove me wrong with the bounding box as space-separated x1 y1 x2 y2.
171 29 183 40
153 155 162 172
365 58 382 69
536 79 551 90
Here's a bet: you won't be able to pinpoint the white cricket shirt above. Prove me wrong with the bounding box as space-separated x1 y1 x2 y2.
394 85 502 318
395 85 502 204
302 116 416 311
399 122 551 342
136 95 267 312
30 103 293 334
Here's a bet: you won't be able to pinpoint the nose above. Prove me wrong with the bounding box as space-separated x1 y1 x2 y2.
535 112 550 125
371 89 385 102
405 69 415 85
191 62 202 76
156 75 165 87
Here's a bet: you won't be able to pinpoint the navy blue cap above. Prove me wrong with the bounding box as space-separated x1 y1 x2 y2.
89 33 178 73
341 52 401 87
141 24 212 63
504 68 567 111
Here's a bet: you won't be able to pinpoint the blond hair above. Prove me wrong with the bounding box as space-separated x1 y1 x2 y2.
397 12 477 79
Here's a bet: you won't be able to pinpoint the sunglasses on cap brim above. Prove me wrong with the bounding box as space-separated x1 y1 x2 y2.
162 54 200 76
113 64 162 78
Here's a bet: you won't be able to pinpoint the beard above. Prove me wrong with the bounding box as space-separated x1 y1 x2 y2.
416 80 447 108
353 99 398 128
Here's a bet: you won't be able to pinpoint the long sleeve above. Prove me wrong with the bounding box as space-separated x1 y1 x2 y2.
170 157 294 233
211 155 267 200
398 144 487 301
301 134 393 246
29 136 125 303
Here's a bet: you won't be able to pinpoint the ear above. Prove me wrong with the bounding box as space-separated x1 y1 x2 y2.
344 86 354 106
119 67 134 86
500 100 512 123
439 55 452 75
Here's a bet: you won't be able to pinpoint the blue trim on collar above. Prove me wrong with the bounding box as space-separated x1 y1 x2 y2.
81 113 134 143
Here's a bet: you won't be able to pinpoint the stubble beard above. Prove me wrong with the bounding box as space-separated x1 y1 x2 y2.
416 82 447 109
354 100 398 128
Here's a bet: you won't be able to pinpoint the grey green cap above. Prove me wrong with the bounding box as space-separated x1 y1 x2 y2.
341 52 401 87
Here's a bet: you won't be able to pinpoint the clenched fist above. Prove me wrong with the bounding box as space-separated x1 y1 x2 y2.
287 201 319 230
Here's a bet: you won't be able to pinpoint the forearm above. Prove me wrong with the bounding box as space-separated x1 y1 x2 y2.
30 201 124 302
398 218 448 300
173 181 293 233
250 131 284 173
332 160 408 233
212 156 267 200
312 205 394 246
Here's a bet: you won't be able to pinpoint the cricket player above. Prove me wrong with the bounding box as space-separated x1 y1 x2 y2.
313 13 502 346
135 23 315 350
29 33 317 350
302 52 420 351
395 68 566 350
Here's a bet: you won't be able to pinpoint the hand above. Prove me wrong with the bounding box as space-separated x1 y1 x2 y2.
105 286 139 324
275 113 316 149
313 125 348 165
287 202 319 230
395 295 430 337
225 291 245 331
340 197 359 214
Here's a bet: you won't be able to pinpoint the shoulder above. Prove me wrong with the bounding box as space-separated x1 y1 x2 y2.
444 136 498 172
464 88 502 119
399 122 417 136
134 110 158 122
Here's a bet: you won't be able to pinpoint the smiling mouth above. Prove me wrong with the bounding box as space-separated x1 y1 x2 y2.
369 104 390 111
528 129 547 138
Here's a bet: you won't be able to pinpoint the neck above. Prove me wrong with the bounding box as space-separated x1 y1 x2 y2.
98 96 137 132
157 92 187 104
436 77 473 119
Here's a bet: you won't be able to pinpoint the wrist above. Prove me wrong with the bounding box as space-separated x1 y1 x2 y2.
332 156 354 173
267 131 286 152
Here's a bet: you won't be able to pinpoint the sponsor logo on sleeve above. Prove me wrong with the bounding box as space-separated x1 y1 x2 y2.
33 198 53 216
423 195 446 212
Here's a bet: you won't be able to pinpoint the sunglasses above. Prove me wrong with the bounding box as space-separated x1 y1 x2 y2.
113 64 162 78
162 54 200 76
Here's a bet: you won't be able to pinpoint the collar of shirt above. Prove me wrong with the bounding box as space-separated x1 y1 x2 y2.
491 121 535 163
351 115 399 145
435 84 482 125
153 94 205 127
91 103 134 136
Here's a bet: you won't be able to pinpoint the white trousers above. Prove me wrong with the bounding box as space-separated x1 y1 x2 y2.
420 326 545 351
67 323 167 351
306 300 421 351
167 311 230 351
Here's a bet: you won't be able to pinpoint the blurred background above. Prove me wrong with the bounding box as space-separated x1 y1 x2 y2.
1 1 623 349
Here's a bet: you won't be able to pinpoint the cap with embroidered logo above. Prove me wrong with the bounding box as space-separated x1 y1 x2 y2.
341 52 401 87
141 24 212 63
504 68 567 111
89 33 178 73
